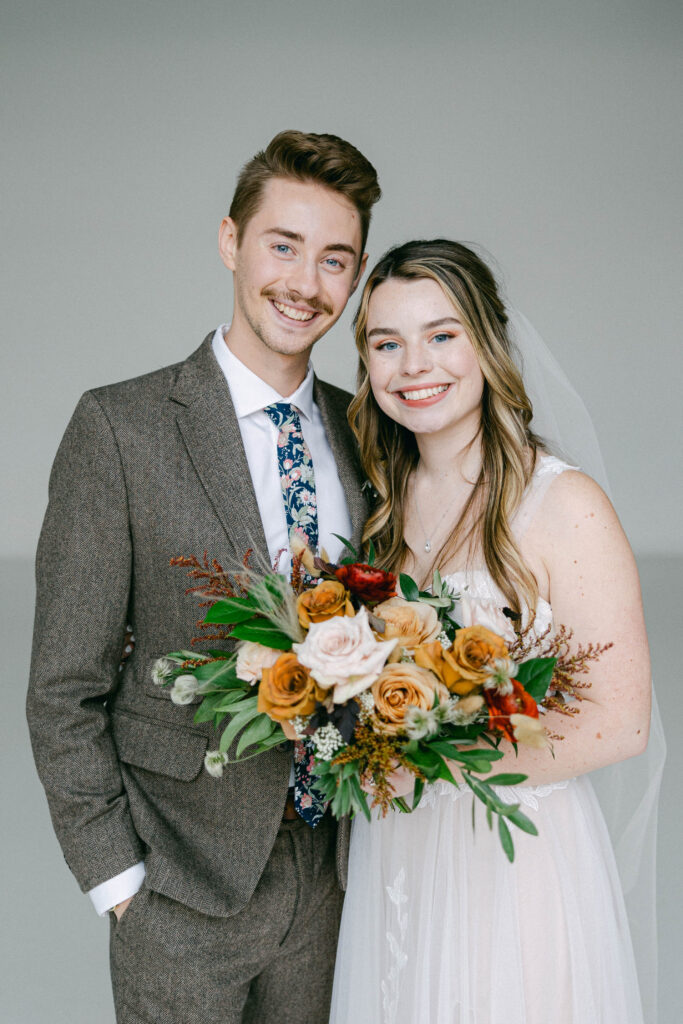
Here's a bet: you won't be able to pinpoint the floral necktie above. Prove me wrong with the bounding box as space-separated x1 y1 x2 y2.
264 402 327 827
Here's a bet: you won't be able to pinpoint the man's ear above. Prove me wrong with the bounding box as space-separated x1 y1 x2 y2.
351 252 369 295
218 217 239 270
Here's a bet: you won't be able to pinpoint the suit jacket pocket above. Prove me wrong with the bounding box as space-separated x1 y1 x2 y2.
111 708 207 781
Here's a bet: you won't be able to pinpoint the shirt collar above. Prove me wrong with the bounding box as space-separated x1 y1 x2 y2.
211 325 316 421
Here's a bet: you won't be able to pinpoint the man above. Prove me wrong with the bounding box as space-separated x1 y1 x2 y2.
27 130 381 1023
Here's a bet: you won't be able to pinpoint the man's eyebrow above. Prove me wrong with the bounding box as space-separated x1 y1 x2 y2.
367 317 462 339
263 228 357 259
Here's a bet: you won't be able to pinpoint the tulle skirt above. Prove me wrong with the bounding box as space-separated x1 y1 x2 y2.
329 777 643 1024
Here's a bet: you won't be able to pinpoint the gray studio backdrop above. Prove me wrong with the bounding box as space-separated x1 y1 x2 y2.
2 1 681 1021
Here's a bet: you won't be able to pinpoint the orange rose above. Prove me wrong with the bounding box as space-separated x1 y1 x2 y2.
257 653 326 721
297 580 355 628
373 597 441 649
450 626 509 688
413 640 478 695
372 662 449 736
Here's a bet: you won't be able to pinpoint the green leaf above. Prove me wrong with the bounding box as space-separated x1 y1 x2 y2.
399 573 420 602
332 534 358 560
349 773 372 821
193 659 240 686
218 700 260 752
203 597 258 625
506 809 539 836
367 539 376 566
193 689 245 723
498 816 515 862
484 772 528 786
230 622 292 650
515 657 557 703
412 777 425 810
236 714 277 757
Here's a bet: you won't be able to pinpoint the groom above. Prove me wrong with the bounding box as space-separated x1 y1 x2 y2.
27 130 380 1023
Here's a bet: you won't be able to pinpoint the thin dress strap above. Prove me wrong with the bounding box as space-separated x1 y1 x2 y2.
511 454 577 543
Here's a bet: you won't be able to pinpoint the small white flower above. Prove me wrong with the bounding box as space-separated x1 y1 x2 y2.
289 715 309 741
311 722 344 760
404 705 439 740
356 688 375 723
204 750 229 777
170 674 200 705
437 630 451 650
482 657 517 695
151 657 173 686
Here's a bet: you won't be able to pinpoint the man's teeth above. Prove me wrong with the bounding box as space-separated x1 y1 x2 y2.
273 301 316 322
400 385 449 401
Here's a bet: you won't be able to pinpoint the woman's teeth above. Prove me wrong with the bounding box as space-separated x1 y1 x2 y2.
273 301 316 322
399 385 449 401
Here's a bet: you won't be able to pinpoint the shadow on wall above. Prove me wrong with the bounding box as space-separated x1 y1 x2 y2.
2 555 681 1024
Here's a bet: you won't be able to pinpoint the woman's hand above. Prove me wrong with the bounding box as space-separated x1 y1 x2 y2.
361 762 416 799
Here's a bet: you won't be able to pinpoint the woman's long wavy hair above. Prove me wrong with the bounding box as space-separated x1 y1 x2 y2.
348 239 545 616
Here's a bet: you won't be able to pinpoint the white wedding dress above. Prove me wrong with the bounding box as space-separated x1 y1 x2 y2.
329 457 644 1024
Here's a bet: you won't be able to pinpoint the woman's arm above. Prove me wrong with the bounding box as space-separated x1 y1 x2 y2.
485 470 651 785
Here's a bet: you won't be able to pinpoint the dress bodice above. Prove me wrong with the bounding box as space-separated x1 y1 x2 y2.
442 453 575 639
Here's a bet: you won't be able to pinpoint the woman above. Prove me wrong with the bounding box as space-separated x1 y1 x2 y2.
329 240 652 1024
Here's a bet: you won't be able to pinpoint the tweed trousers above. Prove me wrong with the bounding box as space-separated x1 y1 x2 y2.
110 812 342 1024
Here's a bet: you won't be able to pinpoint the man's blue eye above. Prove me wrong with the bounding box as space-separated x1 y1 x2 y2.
324 257 342 268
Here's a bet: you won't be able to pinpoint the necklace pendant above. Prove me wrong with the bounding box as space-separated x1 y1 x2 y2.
424 540 432 553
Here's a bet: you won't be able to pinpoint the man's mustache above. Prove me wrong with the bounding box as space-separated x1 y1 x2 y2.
261 289 333 316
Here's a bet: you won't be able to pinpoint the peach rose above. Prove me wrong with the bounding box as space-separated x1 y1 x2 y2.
257 652 326 721
235 641 281 684
297 580 355 628
372 662 449 736
373 597 441 649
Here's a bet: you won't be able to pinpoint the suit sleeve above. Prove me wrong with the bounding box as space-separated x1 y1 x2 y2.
27 391 145 891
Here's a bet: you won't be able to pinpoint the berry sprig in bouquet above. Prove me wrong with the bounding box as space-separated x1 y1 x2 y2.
155 540 596 861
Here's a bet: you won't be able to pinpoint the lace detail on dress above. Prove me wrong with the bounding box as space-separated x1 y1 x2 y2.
382 868 409 1024
414 778 570 812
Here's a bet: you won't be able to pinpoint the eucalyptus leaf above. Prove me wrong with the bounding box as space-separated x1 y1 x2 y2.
236 714 277 758
412 777 425 810
498 816 515 862
484 772 528 786
349 774 372 821
218 701 260 753
506 809 539 836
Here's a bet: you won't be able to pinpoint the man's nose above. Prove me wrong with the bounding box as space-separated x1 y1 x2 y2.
284 258 320 301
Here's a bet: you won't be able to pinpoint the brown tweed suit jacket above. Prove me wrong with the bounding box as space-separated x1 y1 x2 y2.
27 334 367 917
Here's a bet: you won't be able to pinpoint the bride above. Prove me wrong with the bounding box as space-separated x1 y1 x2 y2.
329 240 652 1024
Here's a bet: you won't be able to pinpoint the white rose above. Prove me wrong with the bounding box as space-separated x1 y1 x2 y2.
293 606 398 704
459 597 517 644
235 641 281 683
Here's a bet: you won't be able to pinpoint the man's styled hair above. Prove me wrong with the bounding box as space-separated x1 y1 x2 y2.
229 130 381 255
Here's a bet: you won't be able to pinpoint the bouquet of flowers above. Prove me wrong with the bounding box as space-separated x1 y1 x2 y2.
154 540 603 861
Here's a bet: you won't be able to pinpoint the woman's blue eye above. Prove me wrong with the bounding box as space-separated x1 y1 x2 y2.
378 341 399 352
432 333 452 343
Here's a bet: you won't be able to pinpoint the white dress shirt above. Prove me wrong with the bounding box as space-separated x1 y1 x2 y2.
88 326 353 914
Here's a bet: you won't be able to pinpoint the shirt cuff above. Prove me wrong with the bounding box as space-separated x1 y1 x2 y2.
88 862 146 917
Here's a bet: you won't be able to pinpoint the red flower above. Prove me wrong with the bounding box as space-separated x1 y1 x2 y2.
484 680 539 742
334 563 397 604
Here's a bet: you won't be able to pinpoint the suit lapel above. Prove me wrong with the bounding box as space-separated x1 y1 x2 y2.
314 378 369 554
169 336 271 571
